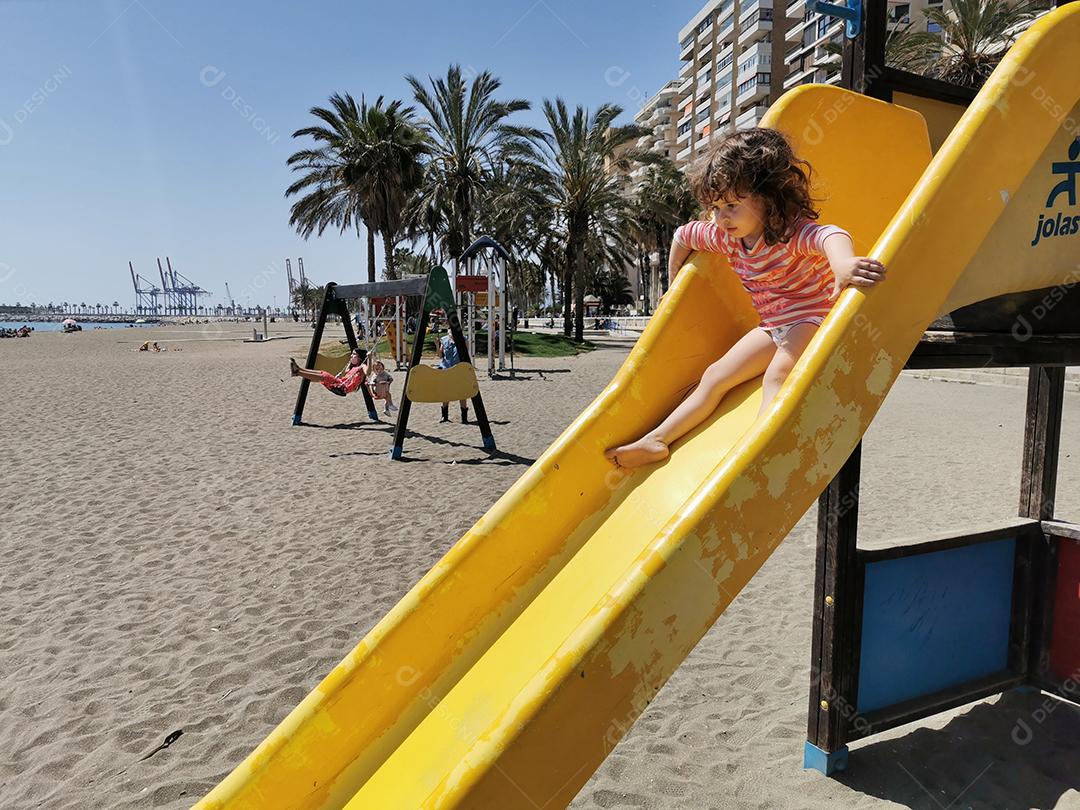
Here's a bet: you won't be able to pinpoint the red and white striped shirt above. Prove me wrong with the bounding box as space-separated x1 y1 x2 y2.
673 218 850 329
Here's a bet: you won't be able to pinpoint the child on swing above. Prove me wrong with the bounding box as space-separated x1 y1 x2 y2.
605 127 887 470
289 348 367 397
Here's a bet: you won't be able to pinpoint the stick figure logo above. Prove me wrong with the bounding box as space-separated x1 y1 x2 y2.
1046 137 1080 208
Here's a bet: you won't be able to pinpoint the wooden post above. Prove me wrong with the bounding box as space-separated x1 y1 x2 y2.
805 442 863 774
1020 366 1066 683
292 282 336 426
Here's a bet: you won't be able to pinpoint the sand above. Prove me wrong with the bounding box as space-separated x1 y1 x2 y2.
1 321 1078 809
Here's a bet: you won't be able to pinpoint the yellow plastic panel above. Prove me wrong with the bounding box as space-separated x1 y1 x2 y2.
893 91 968 153
404 363 480 403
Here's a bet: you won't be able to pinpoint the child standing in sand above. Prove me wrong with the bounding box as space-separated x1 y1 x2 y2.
606 127 887 470
366 359 398 415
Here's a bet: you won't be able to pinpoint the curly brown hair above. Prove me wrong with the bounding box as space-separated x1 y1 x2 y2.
687 127 820 247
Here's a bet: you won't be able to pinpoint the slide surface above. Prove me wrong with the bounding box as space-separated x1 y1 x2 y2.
197 6 1080 807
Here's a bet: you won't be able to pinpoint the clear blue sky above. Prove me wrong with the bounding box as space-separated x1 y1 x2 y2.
0 0 703 310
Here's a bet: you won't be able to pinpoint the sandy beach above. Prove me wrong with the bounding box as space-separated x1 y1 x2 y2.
2 322 1079 810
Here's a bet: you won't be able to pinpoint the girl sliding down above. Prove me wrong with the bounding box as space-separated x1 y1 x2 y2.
290 348 367 397
606 127 887 470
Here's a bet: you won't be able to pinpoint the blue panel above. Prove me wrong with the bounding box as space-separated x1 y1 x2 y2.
857 538 1015 713
804 741 849 776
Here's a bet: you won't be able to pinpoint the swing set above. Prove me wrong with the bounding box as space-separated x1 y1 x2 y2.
291 265 496 460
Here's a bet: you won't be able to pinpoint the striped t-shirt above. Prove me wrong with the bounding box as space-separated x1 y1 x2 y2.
673 218 850 329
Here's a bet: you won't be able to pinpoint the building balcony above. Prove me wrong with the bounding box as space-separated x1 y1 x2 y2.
736 104 769 128
678 76 694 95
786 0 806 17
698 23 714 42
739 40 772 69
718 19 736 41
680 59 696 78
785 39 815 64
677 127 693 145
718 0 737 26
735 74 771 106
740 0 764 22
680 38 695 61
739 16 773 46
783 63 817 89
785 17 808 42
650 140 670 155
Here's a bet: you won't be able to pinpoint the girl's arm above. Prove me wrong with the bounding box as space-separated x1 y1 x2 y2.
669 220 726 285
792 222 886 300
820 232 886 300
668 239 693 285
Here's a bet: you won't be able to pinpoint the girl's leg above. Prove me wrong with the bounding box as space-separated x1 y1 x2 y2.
605 328 776 469
294 368 329 384
758 322 819 415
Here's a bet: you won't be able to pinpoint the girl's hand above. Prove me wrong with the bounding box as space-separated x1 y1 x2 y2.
830 256 886 300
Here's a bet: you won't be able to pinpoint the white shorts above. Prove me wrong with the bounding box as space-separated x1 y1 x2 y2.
762 317 825 348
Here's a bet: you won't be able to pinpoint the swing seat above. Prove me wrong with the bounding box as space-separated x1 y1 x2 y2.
405 363 479 403
313 350 348 374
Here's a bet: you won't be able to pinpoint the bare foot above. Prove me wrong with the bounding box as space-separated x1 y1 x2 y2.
604 436 670 469
289 357 300 377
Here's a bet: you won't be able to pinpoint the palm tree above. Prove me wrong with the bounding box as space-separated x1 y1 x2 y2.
859 0 1047 86
632 160 697 313
405 65 541 263
588 267 635 315
346 97 427 279
525 99 653 341
919 0 1045 87
474 158 552 316
388 246 431 279
286 94 426 282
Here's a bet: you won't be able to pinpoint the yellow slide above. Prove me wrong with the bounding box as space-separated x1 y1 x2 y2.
198 6 1080 808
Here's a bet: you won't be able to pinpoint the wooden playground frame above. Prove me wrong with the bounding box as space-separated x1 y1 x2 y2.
803 0 1080 774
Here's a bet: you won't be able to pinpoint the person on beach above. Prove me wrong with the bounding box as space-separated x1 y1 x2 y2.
289 348 367 397
365 359 398 415
435 330 469 423
605 127 887 470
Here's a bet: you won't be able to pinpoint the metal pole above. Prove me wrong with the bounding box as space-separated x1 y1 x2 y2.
395 295 403 368
465 256 475 361
487 255 495 377
498 256 507 372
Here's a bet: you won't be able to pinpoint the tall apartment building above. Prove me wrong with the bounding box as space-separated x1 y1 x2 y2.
785 0 928 91
630 80 681 186
673 0 982 167
674 0 790 167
